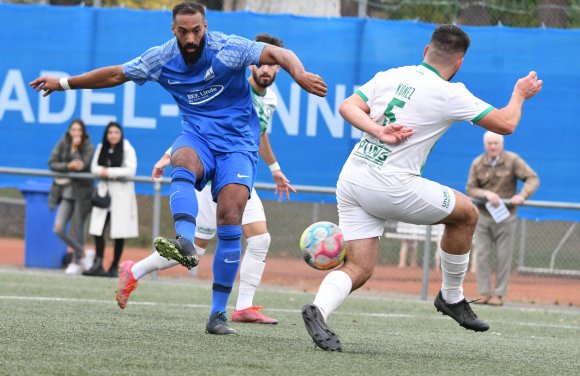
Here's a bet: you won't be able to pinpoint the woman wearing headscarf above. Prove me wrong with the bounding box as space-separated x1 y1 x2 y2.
84 121 138 277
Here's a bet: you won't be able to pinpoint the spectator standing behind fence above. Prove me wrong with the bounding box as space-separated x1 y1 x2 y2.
466 131 539 306
48 119 95 275
83 121 138 278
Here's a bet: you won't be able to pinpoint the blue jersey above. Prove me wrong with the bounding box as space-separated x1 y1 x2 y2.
122 32 266 152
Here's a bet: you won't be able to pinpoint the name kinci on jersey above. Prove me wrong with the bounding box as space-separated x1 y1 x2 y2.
395 83 416 100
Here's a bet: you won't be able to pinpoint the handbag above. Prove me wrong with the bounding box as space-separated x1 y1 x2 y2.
91 184 111 209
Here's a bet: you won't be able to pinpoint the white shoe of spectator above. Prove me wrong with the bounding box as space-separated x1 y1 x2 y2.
65 262 83 275
81 249 95 271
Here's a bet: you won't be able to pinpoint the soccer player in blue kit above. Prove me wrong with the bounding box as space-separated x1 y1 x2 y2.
30 1 327 335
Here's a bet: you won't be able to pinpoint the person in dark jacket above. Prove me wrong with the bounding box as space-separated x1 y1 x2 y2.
48 119 95 274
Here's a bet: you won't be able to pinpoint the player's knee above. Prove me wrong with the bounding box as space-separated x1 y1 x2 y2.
447 199 479 230
171 148 202 177
217 209 243 225
465 202 479 228
246 233 270 261
360 263 375 282
350 268 374 291
343 259 374 288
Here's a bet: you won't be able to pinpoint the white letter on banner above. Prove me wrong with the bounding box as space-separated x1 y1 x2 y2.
269 83 300 135
123 82 156 129
81 89 116 125
38 70 76 124
0 69 35 123
306 84 346 138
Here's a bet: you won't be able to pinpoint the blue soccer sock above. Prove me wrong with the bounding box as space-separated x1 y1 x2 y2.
211 225 242 315
169 167 198 243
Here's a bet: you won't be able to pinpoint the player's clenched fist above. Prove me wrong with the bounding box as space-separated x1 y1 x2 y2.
515 71 543 99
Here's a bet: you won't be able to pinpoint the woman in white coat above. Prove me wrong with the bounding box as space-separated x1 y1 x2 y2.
84 121 138 277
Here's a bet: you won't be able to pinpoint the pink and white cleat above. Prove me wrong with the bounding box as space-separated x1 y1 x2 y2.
231 306 278 324
115 261 138 309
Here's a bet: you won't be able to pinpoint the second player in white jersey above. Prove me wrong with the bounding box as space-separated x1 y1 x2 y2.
338 63 493 228
302 24 542 352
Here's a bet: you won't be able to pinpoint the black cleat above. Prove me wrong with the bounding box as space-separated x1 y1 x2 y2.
154 235 199 270
434 291 490 332
302 304 342 352
206 312 238 335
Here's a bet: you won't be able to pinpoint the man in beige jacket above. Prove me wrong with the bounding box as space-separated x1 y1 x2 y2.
466 131 539 306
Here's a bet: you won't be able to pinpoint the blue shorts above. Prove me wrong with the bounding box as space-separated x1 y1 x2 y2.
171 131 258 201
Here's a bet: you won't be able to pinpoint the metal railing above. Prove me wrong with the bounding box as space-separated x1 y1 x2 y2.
0 166 336 246
1 166 579 299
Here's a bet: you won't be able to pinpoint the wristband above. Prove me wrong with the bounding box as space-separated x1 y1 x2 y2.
269 162 280 172
59 77 71 90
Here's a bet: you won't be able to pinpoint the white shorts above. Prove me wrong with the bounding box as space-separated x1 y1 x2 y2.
336 175 455 241
195 184 266 240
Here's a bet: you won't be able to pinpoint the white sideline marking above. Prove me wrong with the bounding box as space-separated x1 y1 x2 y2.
0 295 208 309
1 295 579 331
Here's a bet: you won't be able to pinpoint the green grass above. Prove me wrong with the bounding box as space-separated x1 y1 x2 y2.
1 268 579 375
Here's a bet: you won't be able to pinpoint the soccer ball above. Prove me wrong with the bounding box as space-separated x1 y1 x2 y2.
299 221 345 270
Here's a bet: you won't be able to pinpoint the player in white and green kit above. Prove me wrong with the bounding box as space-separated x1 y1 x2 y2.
116 34 293 326
302 24 542 351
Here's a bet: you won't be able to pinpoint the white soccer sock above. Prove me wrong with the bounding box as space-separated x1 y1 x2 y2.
313 270 352 322
236 233 270 311
131 252 179 280
194 245 207 257
187 245 206 277
439 250 469 304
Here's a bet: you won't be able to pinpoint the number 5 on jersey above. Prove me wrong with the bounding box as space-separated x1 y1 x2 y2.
382 98 406 125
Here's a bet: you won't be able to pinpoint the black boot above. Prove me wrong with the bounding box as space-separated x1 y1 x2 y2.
82 257 106 277
106 264 119 278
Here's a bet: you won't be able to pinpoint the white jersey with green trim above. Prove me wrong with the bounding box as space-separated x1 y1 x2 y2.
340 63 493 190
251 87 278 134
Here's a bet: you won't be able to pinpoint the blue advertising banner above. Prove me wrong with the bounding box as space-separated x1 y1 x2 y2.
1 4 579 220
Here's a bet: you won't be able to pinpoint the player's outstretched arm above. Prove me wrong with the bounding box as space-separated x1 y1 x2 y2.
476 71 543 135
259 45 327 97
339 94 414 145
30 65 129 97
259 132 296 200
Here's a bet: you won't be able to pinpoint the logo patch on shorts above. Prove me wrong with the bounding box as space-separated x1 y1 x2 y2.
197 226 214 235
442 187 451 209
